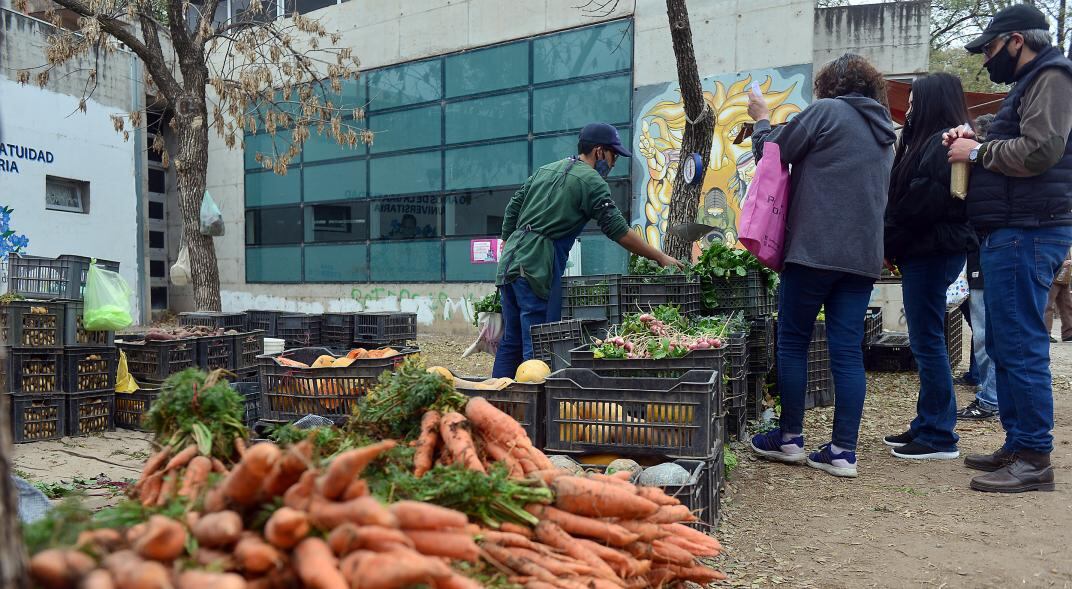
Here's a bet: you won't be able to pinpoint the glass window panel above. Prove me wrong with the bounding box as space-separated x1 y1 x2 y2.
445 92 528 144
311 78 366 115
148 168 166 193
534 21 632 83
532 75 631 133
369 152 441 196
304 202 369 242
370 195 442 240
305 243 369 282
304 161 366 202
532 134 574 170
246 246 302 283
445 239 497 281
370 240 441 282
445 42 529 97
445 141 528 191
445 190 511 237
148 201 164 220
245 206 303 245
578 234 628 275
292 0 336 16
245 170 300 207
367 61 442 110
368 105 441 154
583 179 631 233
245 130 297 170
303 129 365 163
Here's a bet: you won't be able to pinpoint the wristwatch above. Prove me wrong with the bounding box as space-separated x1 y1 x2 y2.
968 146 980 164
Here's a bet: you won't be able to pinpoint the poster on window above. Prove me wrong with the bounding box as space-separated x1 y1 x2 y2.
470 238 502 264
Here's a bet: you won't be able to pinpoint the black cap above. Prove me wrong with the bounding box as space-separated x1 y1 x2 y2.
965 4 1049 54
579 123 632 158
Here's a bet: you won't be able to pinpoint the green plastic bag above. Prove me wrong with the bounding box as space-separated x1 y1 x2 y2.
84 259 134 331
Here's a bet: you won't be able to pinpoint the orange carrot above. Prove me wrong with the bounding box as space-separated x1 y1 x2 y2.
234 533 284 575
103 551 171 589
517 457 539 474
202 486 227 513
319 440 397 500
414 410 441 477
465 397 529 445
439 412 485 473
625 540 694 566
389 500 467 530
293 538 347 589
211 458 228 474
77 528 123 552
659 534 719 558
175 570 247 589
403 530 480 562
500 522 534 538
644 567 676 588
575 539 648 578
659 563 727 583
616 520 671 542
436 572 484 589
327 523 413 555
178 456 213 501
164 444 199 472
587 473 637 491
644 504 696 524
526 505 639 547
81 569 116 589
481 543 562 586
154 473 177 507
139 472 163 507
484 440 525 478
138 447 171 486
309 496 398 530
283 470 318 511
527 469 565 486
264 440 312 498
338 550 372 582
222 442 280 506
478 530 548 552
349 548 452 589
342 478 369 500
132 515 186 562
533 521 618 581
234 437 247 458
551 477 659 519
191 510 243 548
635 486 680 506
193 547 234 569
499 546 595 579
610 470 633 481
664 523 722 553
29 548 96 589
264 506 311 549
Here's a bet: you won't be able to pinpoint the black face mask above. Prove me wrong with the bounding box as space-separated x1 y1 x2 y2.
985 41 1023 84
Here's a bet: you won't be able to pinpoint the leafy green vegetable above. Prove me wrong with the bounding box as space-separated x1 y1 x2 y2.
724 448 738 478
352 356 466 441
145 368 247 460
472 291 502 327
22 496 188 555
693 241 779 309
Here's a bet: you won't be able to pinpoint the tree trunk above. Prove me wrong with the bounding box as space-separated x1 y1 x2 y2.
662 0 715 262
174 88 222 311
1059 0 1068 55
0 389 30 589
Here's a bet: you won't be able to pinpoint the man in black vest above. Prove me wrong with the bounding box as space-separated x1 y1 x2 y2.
945 4 1072 493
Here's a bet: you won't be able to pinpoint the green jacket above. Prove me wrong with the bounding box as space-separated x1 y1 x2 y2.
495 157 630 299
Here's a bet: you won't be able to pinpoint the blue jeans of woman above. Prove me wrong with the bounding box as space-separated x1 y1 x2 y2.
777 263 875 450
969 288 999 410
900 253 966 452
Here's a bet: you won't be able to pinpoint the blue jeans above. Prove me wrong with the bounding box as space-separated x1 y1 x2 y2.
900 253 966 453
981 226 1072 454
969 288 998 410
777 264 875 450
492 278 557 378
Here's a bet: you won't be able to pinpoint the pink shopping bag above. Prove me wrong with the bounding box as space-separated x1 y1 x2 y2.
738 142 790 272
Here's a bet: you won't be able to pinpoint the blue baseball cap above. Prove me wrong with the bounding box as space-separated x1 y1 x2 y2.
579 123 632 158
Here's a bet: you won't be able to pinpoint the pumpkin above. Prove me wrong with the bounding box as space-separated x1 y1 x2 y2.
515 360 550 383
311 355 337 369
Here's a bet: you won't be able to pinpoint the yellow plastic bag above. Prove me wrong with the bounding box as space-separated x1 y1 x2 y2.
115 350 139 393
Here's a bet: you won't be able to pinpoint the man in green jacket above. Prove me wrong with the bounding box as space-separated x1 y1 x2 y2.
492 123 680 378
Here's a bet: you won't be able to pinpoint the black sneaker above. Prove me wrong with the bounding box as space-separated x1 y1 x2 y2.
953 374 979 387
957 399 998 421
883 430 914 448
891 440 960 460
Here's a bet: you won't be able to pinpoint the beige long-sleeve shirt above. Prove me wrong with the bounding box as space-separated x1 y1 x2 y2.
980 68 1072 177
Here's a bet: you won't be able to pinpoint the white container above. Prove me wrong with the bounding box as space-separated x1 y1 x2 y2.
263 337 285 355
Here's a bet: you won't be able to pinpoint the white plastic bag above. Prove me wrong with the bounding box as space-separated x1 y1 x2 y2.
200 190 225 236
463 312 503 357
946 264 969 308
170 244 191 286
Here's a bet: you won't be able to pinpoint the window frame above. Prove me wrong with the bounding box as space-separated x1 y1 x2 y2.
45 176 90 214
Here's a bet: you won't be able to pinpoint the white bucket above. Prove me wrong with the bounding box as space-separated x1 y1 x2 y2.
263 337 286 355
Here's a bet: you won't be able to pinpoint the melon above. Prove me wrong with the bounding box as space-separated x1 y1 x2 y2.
427 366 454 385
515 359 551 383
638 462 692 486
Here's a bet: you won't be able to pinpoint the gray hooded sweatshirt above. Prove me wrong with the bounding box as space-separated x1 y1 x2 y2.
752 94 896 279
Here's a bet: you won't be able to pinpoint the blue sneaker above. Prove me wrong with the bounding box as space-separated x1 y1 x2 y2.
750 428 806 464
806 443 858 478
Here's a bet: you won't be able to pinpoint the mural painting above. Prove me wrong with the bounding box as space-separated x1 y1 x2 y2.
632 65 812 254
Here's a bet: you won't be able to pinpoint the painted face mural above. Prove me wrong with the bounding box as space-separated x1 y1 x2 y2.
633 66 811 255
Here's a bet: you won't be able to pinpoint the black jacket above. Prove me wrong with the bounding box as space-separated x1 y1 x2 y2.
885 132 979 261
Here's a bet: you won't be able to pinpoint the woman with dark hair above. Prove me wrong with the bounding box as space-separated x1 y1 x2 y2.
748 54 896 478
883 73 979 459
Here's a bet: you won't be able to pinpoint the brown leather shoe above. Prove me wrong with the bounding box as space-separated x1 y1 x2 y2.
970 457 1055 493
964 447 1017 472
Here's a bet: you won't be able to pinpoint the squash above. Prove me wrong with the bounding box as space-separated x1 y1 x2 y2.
515 360 551 383
645 403 694 425
347 348 368 360
558 402 585 443
427 366 454 385
332 356 356 368
577 454 623 466
311 355 337 369
275 357 310 368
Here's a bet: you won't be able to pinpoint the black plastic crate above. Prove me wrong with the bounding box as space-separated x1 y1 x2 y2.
544 368 721 458
747 316 775 374
807 322 833 401
864 307 883 344
9 392 66 442
724 406 748 442
702 269 775 318
619 274 702 317
232 331 266 371
804 386 836 410
65 391 114 436
116 337 197 382
63 300 115 347
246 310 283 335
196 335 236 371
7 254 120 300
179 312 248 331
725 372 748 411
114 388 159 431
561 274 622 324
353 312 417 345
277 314 322 349
258 346 418 421
641 448 723 528
864 332 915 372
456 379 545 448
568 345 727 384
230 380 261 427
321 313 359 348
530 319 608 372
62 347 117 393
946 307 963 370
747 372 768 421
723 333 750 381
5 349 63 393
0 300 65 349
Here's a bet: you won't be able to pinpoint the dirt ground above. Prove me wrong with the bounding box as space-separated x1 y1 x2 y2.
10 333 1071 588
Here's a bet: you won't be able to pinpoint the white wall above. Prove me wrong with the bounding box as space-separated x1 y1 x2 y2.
0 77 143 319
813 1 930 78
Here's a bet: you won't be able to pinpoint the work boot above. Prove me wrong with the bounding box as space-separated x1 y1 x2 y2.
963 447 1017 472
970 451 1055 493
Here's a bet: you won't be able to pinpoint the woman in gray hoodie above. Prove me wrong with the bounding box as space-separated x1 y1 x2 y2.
748 54 896 478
